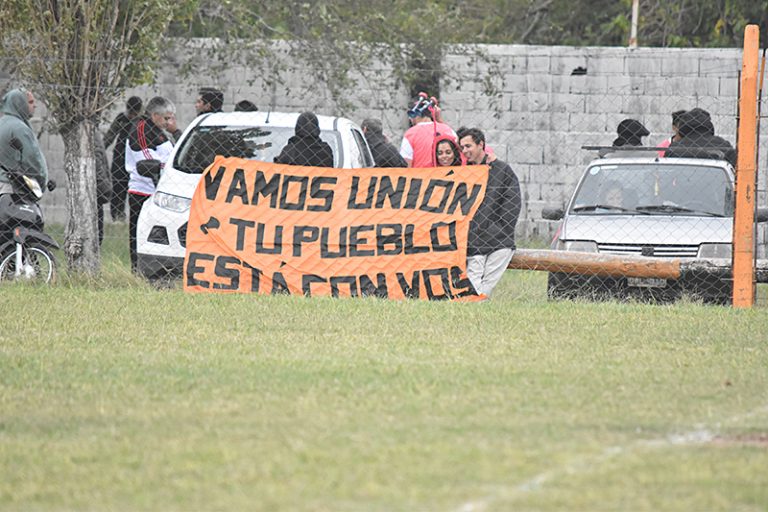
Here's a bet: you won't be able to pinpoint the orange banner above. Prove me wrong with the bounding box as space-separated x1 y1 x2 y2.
183 157 488 300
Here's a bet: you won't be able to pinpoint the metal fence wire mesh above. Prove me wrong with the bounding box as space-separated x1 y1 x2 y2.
2 45 767 304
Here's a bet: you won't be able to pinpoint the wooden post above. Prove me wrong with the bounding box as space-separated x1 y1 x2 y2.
508 249 681 280
733 25 760 307
507 249 768 283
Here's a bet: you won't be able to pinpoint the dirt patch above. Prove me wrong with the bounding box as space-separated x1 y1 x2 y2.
711 433 768 447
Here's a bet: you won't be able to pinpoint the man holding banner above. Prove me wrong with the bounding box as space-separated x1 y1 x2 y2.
459 128 522 297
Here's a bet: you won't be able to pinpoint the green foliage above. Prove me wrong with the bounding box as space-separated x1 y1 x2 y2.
4 0 763 122
1 0 181 130
160 0 768 110
166 1 509 110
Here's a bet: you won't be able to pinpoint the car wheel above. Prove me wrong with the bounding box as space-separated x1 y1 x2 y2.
547 272 577 300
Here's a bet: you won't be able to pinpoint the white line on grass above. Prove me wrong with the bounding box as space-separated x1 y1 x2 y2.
456 403 768 512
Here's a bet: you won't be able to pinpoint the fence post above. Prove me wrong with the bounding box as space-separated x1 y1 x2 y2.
733 25 760 308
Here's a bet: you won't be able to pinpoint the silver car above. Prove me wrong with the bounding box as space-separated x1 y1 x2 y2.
542 155 763 303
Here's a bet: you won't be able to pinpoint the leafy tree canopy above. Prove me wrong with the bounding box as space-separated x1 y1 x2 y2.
170 0 768 48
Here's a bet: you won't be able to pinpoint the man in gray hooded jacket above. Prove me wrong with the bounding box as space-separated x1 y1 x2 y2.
0 88 48 194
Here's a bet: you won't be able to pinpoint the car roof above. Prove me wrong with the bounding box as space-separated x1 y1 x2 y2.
589 155 733 170
193 111 355 131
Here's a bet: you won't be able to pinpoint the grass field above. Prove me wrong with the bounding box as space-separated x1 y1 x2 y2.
1 223 767 511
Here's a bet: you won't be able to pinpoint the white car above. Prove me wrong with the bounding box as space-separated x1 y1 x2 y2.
542 154 767 304
136 111 374 279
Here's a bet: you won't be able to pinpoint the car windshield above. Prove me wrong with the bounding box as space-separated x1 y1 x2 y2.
569 163 733 217
173 125 342 173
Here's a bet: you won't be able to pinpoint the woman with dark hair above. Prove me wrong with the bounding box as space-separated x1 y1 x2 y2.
434 134 463 167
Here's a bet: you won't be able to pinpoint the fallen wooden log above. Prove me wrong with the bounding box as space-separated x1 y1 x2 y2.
508 249 768 283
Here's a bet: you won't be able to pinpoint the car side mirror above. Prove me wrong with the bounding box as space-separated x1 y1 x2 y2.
47 180 56 192
541 206 564 221
757 207 768 223
137 159 162 186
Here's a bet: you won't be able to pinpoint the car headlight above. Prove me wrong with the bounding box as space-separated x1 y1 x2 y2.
153 191 192 213
698 243 732 259
554 240 598 252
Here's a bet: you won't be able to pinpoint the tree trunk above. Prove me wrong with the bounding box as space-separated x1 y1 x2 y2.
61 121 100 275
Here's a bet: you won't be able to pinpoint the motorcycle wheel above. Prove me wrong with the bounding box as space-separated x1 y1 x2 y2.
0 244 57 284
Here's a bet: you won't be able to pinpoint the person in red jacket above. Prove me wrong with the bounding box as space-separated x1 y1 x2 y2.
399 93 457 168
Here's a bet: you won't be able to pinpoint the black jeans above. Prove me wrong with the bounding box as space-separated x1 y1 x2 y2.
98 202 104 246
110 165 129 220
128 192 150 273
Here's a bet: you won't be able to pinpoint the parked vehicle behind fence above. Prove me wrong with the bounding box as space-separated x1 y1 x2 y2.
542 154 767 304
136 111 374 280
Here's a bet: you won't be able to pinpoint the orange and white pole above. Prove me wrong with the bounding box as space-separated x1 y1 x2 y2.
732 25 760 307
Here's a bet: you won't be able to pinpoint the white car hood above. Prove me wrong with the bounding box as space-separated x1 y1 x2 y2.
156 167 202 198
561 214 733 245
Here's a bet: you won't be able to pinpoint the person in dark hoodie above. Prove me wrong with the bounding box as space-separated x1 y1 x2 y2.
665 107 736 166
104 95 142 221
614 118 649 147
599 119 650 157
361 118 406 168
0 88 48 195
275 112 334 167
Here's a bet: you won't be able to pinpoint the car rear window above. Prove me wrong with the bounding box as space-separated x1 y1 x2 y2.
570 163 733 216
173 125 342 173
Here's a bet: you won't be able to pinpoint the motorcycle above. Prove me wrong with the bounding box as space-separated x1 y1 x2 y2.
0 137 58 283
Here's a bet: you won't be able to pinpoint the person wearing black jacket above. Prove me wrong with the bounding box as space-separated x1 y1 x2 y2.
665 108 736 166
275 112 334 167
103 96 142 220
195 87 224 115
598 118 650 158
361 118 407 168
459 128 522 298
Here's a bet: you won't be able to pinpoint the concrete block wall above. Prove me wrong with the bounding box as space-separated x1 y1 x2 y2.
4 43 766 244
440 45 765 240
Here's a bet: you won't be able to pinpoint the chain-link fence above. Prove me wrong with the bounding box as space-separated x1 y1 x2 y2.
2 44 767 304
